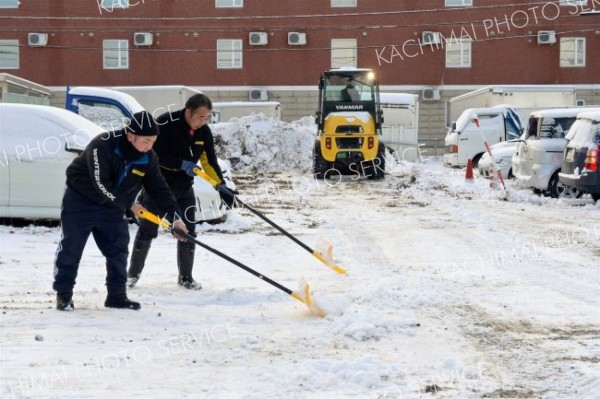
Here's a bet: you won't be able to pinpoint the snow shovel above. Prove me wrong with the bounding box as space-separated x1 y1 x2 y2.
194 167 346 275
136 208 327 317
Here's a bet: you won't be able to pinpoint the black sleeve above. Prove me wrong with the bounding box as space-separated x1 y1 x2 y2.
203 128 224 182
142 152 182 221
85 141 127 212
152 125 183 171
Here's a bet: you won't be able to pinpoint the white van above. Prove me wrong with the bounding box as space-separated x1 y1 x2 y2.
512 108 600 198
444 105 524 167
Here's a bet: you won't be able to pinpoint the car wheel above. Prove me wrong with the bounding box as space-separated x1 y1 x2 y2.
592 193 600 203
367 144 386 180
313 142 330 179
471 153 484 167
549 172 583 199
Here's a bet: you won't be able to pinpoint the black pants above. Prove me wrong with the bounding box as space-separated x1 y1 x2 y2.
53 187 129 294
135 186 197 242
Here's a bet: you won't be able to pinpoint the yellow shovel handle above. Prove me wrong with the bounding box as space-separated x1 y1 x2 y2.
193 167 219 188
137 209 171 229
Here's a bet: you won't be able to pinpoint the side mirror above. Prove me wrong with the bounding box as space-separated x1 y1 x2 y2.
451 122 456 131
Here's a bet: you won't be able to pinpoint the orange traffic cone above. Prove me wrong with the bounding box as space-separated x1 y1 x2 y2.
465 159 474 182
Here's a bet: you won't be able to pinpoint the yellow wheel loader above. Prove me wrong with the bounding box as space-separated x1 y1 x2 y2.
313 68 385 180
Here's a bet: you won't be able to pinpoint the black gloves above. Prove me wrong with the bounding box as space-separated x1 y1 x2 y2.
217 183 239 208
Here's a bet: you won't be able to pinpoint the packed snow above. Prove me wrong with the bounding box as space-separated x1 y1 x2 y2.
1 115 599 399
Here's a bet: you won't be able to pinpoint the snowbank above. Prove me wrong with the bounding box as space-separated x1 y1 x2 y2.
211 115 316 173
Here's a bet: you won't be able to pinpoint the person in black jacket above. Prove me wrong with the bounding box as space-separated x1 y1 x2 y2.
53 111 188 311
128 94 232 289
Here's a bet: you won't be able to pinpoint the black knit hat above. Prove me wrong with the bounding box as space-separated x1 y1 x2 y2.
127 111 160 136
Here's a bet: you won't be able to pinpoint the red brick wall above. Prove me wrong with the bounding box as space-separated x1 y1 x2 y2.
0 0 598 86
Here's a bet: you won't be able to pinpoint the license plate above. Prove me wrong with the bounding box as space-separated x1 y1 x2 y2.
565 148 574 162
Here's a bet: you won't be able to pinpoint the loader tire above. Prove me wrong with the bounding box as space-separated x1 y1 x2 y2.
313 142 330 180
368 144 386 180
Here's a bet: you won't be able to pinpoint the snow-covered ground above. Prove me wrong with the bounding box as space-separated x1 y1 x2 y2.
1 116 599 399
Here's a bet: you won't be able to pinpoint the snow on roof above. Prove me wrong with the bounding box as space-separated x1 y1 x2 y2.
111 85 203 94
325 111 372 124
0 104 106 153
214 101 281 108
529 108 600 119
329 67 373 72
576 110 600 122
68 87 145 114
380 93 417 105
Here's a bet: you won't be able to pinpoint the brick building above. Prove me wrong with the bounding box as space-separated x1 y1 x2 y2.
1 0 599 151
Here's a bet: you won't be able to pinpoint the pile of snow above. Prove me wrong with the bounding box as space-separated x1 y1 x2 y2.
212 114 316 173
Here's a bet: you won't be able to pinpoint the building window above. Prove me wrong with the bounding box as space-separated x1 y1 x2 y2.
331 0 357 7
217 39 243 69
445 0 473 6
100 0 130 9
216 0 243 7
0 40 19 69
558 0 587 5
560 38 585 67
0 0 19 8
103 40 129 69
331 39 357 68
446 39 471 68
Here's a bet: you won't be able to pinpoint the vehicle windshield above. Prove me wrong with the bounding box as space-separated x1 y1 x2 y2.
78 101 130 131
324 72 374 102
539 116 577 139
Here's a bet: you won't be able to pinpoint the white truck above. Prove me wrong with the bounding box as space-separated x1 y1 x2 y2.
444 85 576 167
111 85 202 116
380 93 420 163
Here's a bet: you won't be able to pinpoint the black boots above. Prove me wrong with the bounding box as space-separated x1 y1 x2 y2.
105 288 141 310
177 241 202 290
56 289 140 311
127 239 152 288
128 237 201 290
56 292 74 311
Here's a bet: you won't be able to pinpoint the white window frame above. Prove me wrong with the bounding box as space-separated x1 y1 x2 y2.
0 0 19 8
103 40 129 69
445 38 471 68
331 39 357 68
331 0 357 7
560 37 586 67
100 0 130 9
445 0 473 6
215 0 243 8
0 40 19 69
217 39 243 69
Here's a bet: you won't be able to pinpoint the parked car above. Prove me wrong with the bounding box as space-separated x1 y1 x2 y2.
558 111 600 202
444 105 524 167
513 109 600 198
477 135 524 179
0 104 104 219
0 104 228 222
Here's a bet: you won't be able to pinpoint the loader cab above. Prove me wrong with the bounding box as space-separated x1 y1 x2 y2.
314 68 385 180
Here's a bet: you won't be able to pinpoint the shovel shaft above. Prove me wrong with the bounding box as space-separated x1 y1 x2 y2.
137 209 297 299
194 167 346 274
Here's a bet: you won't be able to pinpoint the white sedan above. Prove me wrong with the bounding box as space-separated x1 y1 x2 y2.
0 104 226 222
478 140 519 179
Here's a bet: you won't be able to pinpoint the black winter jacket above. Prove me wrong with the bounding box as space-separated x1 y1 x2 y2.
65 130 180 218
153 109 224 192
